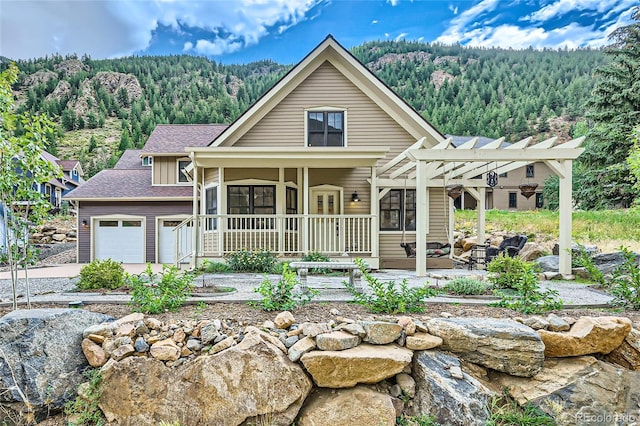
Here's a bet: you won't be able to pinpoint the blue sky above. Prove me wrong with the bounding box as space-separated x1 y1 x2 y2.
1 0 636 64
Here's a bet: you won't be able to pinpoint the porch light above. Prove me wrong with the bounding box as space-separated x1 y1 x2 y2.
519 183 538 199
351 192 360 202
446 184 463 200
82 219 89 229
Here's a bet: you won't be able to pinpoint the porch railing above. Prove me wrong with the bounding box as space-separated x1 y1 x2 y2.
175 214 374 262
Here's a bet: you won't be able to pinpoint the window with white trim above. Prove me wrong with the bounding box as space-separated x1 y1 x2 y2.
142 156 153 166
307 111 344 147
177 159 191 183
380 189 416 231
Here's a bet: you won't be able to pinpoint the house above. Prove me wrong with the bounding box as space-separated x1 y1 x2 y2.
64 35 584 276
39 151 84 213
448 136 552 211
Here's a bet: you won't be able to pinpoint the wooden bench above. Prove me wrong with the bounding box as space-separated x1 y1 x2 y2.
288 261 363 293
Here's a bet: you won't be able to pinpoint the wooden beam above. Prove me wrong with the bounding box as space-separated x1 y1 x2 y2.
377 137 427 175
407 148 584 162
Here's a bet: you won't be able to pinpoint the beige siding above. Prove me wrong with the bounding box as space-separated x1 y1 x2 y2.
153 156 188 185
492 162 552 210
225 168 279 182
309 168 371 215
203 168 219 186
232 62 417 165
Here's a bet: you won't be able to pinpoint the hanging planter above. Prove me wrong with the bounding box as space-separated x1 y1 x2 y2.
486 171 498 188
519 183 538 199
446 184 464 199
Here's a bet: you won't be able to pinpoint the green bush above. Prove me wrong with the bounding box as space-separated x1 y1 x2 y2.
346 258 438 314
444 277 490 295
128 264 194 314
226 249 278 273
251 263 318 311
270 261 287 275
607 246 640 309
490 261 562 314
302 251 331 274
64 369 105 426
77 259 125 290
200 260 232 273
487 254 541 290
573 246 606 287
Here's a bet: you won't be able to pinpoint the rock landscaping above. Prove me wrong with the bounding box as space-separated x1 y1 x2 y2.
3 308 640 425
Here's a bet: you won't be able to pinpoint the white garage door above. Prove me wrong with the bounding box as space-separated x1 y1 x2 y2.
94 219 144 263
158 220 192 264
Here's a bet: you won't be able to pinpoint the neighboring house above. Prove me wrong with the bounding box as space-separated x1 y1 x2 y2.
448 135 551 211
64 35 584 276
39 151 85 212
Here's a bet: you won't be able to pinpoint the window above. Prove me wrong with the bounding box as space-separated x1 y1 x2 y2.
72 168 78 177
526 164 535 178
228 185 276 229
380 189 416 231
205 187 217 230
508 192 517 209
535 193 543 208
142 156 153 166
177 160 191 183
307 111 344 147
499 172 508 178
286 187 297 214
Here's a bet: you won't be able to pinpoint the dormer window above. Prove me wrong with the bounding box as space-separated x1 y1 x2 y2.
307 111 344 147
142 156 153 166
177 159 191 183
72 168 78 177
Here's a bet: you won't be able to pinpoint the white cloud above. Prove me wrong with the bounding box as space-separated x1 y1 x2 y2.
387 0 400 6
394 32 408 42
449 4 459 14
0 0 325 59
523 0 636 22
436 0 502 45
372 20 379 24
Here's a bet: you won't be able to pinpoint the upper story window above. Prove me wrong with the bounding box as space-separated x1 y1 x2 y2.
72 168 78 177
142 156 153 166
307 111 344 147
526 164 535 178
177 159 191 183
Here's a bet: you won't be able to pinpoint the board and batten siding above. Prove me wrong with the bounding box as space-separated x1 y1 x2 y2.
231 62 418 163
77 201 192 263
153 157 184 185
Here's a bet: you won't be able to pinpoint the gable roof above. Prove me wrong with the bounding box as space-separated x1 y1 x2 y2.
210 35 445 148
114 149 146 170
56 159 80 171
63 169 192 201
142 124 228 155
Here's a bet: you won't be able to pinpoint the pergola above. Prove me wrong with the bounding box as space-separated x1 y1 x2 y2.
376 135 586 277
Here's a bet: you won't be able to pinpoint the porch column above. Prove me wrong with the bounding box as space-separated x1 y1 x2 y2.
558 160 572 275
416 160 427 276
370 166 378 258
190 158 198 269
302 167 309 254
277 168 285 253
218 167 225 256
477 186 486 246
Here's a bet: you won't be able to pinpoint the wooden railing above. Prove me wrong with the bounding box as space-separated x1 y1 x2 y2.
174 214 374 263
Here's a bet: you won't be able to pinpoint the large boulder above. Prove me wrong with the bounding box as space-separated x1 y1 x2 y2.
296 386 396 426
0 309 114 421
99 327 312 426
535 255 559 272
538 316 631 357
300 344 412 388
427 318 544 377
519 242 547 262
487 356 640 425
411 351 493 426
605 328 640 370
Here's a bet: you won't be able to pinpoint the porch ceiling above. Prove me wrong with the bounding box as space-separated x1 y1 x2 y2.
187 146 389 168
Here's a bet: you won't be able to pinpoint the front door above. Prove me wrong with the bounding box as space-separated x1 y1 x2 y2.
309 188 342 253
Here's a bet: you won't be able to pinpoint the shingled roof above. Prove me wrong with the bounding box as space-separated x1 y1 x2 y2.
64 169 192 200
114 149 146 170
141 124 228 154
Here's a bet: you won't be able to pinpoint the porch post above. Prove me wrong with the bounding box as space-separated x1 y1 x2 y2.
302 167 309 254
218 167 225 256
370 166 378 258
190 157 198 269
558 160 572 275
477 186 486 246
277 168 285 253
416 160 427 276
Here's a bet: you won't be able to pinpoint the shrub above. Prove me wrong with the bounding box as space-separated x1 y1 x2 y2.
444 277 490 295
77 258 125 290
487 254 541 290
486 389 555 426
226 249 277 273
346 258 438 314
607 246 640 309
251 263 318 311
491 263 562 314
200 260 232 274
302 251 331 274
573 246 606 287
128 263 194 314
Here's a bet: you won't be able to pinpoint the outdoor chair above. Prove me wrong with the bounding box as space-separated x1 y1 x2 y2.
485 235 528 262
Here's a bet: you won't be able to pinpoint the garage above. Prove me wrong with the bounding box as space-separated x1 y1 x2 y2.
158 219 192 264
94 218 145 263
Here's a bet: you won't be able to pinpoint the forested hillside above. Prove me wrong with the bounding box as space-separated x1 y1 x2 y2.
3 40 606 177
